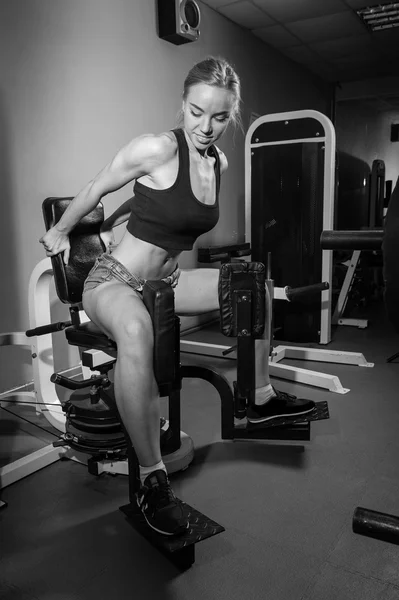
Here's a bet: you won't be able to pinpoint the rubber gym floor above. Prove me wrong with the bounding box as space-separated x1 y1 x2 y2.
1 299 399 600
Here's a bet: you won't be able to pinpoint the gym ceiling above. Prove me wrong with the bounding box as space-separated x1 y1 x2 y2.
201 0 399 111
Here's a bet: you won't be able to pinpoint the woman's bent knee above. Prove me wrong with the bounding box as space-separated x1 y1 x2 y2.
82 282 152 345
117 317 153 348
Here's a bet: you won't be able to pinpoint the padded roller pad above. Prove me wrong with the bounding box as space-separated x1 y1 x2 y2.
42 197 105 304
142 280 177 388
320 229 384 250
219 262 266 337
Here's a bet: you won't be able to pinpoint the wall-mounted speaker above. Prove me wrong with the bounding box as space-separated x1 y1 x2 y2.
157 0 201 45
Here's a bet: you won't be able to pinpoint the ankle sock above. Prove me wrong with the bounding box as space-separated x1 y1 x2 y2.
139 460 167 485
255 383 276 406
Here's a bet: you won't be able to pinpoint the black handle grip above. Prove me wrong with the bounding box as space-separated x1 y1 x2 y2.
51 372 105 390
51 373 86 390
26 321 72 337
198 243 251 263
285 282 329 302
222 344 237 357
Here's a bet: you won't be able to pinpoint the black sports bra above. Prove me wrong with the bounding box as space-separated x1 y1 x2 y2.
126 128 220 251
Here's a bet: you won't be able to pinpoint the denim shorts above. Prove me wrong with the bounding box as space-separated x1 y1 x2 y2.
82 253 181 295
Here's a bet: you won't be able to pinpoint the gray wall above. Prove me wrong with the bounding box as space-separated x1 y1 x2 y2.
336 103 399 185
0 0 332 392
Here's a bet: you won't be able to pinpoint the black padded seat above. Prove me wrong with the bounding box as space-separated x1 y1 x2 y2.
66 321 117 351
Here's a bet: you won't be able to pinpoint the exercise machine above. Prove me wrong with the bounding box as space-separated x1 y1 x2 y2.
351 177 399 545
321 229 384 330
241 109 374 389
181 242 372 395
1 197 330 570
330 159 385 330
245 109 335 345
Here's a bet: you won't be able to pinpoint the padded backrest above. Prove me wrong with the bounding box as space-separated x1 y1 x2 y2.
42 197 105 305
382 176 399 333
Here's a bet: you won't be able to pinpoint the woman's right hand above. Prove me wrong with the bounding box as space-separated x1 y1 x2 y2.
39 226 71 265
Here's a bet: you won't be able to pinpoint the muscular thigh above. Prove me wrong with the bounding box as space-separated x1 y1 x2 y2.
82 281 153 344
174 268 219 316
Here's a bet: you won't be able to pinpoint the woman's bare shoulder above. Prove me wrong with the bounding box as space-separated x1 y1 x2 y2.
121 131 178 172
212 145 228 174
127 131 177 162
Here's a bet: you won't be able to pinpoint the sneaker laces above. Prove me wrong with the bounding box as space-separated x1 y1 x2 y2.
143 476 178 510
273 389 297 402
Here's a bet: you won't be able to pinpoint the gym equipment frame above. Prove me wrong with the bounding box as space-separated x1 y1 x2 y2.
241 110 373 388
1 197 330 570
245 109 335 345
0 258 193 490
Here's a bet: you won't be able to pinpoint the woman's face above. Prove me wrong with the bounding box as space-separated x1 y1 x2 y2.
182 83 235 153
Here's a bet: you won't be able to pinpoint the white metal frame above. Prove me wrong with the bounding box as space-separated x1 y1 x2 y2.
245 109 336 345
0 259 65 430
242 109 374 388
0 258 87 489
180 338 373 395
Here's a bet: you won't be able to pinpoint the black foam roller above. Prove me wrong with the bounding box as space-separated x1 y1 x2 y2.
353 507 399 545
285 281 329 301
320 229 384 250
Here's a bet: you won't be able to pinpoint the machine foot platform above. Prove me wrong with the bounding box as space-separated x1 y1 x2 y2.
120 501 225 570
244 401 329 440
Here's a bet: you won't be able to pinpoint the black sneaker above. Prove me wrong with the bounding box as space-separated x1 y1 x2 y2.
246 389 315 424
136 469 189 536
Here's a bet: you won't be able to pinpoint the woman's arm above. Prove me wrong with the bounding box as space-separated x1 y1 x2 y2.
55 133 175 234
39 134 176 264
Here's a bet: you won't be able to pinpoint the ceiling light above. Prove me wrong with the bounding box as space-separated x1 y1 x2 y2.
357 2 399 31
